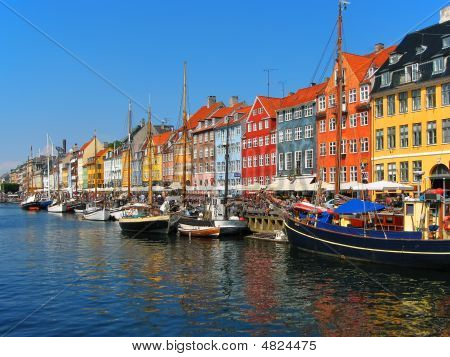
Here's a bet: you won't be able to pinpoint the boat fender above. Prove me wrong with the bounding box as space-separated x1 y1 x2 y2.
444 216 450 231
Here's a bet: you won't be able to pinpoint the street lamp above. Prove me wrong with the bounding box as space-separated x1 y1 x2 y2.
413 170 425 199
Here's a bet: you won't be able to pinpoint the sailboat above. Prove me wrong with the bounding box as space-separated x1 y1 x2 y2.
119 102 170 234
38 134 54 210
83 131 111 221
284 0 450 270
47 139 67 213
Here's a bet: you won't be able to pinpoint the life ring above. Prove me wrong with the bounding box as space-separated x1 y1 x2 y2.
444 216 450 231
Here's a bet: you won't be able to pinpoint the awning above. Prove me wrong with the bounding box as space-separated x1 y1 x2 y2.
334 199 385 215
364 180 413 191
267 177 292 191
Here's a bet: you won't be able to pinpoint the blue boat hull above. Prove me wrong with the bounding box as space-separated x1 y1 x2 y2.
285 218 450 270
38 200 53 209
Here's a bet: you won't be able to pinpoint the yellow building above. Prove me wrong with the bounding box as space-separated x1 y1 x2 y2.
142 132 172 184
371 17 450 193
85 148 110 189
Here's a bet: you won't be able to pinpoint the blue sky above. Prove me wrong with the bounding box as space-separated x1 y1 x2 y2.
0 0 448 174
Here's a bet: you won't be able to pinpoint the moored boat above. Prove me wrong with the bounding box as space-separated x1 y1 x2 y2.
83 207 111 221
178 223 220 238
47 202 67 213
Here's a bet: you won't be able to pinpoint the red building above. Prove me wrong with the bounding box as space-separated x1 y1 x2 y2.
242 96 282 186
316 44 395 186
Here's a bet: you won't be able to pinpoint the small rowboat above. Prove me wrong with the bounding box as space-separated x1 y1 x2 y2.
178 223 220 238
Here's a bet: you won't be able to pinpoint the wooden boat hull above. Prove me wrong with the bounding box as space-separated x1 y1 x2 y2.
285 217 450 270
119 215 170 234
47 203 67 213
178 224 220 238
169 214 249 236
83 208 111 221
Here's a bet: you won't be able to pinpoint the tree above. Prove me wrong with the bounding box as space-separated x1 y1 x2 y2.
1 183 20 193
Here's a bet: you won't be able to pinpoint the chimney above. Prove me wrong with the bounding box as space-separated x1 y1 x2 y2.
62 139 67 154
374 43 385 52
207 96 216 108
288 91 295 96
310 82 316 87
440 5 450 23
141 118 145 127
229 96 239 106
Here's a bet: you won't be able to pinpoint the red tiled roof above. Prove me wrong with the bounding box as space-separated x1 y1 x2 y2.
207 102 245 119
187 102 223 130
257 96 283 118
96 148 109 158
214 105 251 129
79 138 93 152
279 82 327 109
153 131 173 146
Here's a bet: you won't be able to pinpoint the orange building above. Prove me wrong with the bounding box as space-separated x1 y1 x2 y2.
316 45 395 185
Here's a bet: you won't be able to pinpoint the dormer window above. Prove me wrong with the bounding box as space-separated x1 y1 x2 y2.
380 71 391 87
432 57 445 74
416 45 427 55
234 113 239 121
368 67 376 77
389 53 403 65
443 36 450 49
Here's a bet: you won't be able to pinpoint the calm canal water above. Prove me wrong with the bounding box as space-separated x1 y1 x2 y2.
1 204 450 336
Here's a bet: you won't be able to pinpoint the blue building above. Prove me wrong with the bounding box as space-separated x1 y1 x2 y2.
276 83 326 180
214 106 249 195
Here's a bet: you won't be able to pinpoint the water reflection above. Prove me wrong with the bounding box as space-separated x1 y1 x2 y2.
1 204 450 336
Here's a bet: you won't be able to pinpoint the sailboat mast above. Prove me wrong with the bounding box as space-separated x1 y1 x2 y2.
182 61 188 200
94 131 98 198
224 116 230 219
128 100 132 199
30 146 34 193
147 106 153 206
334 0 344 197
47 134 50 197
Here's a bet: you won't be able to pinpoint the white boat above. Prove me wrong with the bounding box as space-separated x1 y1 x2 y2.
47 202 67 213
83 208 111 221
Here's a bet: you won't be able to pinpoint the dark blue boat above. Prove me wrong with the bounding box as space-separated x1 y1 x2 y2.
38 199 53 210
285 217 450 270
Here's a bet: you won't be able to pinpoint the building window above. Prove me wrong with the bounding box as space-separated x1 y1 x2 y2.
400 162 409 182
375 98 384 118
247 123 252 132
329 94 336 107
341 116 346 129
349 114 357 128
253 123 257 131
329 167 336 184
388 163 397 182
305 104 313 117
426 86 436 108
387 126 396 149
376 129 384 150
360 112 368 126
360 84 369 102
376 164 384 181
404 63 419 83
305 150 313 169
442 83 450 106
271 133 276 144
243 140 247 149
278 131 284 143
443 119 450 143
399 92 408 113
341 139 347 154
413 123 422 146
278 153 284 171
247 139 252 148
413 161 422 182
294 108 302 119
443 36 450 49
265 154 270 166
264 135 269 145
264 119 269 129
285 129 292 141
427 121 437 145
253 138 257 147
243 158 247 168
400 125 409 148
253 155 257 167
329 141 336 155
381 72 391 87
340 167 347 183
320 167 327 182
271 152 276 165
305 125 313 138
318 95 326 111
258 121 263 130
319 120 326 133
285 110 292 121
387 95 395 115
349 139 357 153
329 117 336 131
349 89 357 103
350 166 358 182
295 127 302 140
412 89 421 111
320 143 326 156
360 138 369 152
193 136 197 144
259 155 264 167
295 151 302 174
433 57 445 74
278 114 284 123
